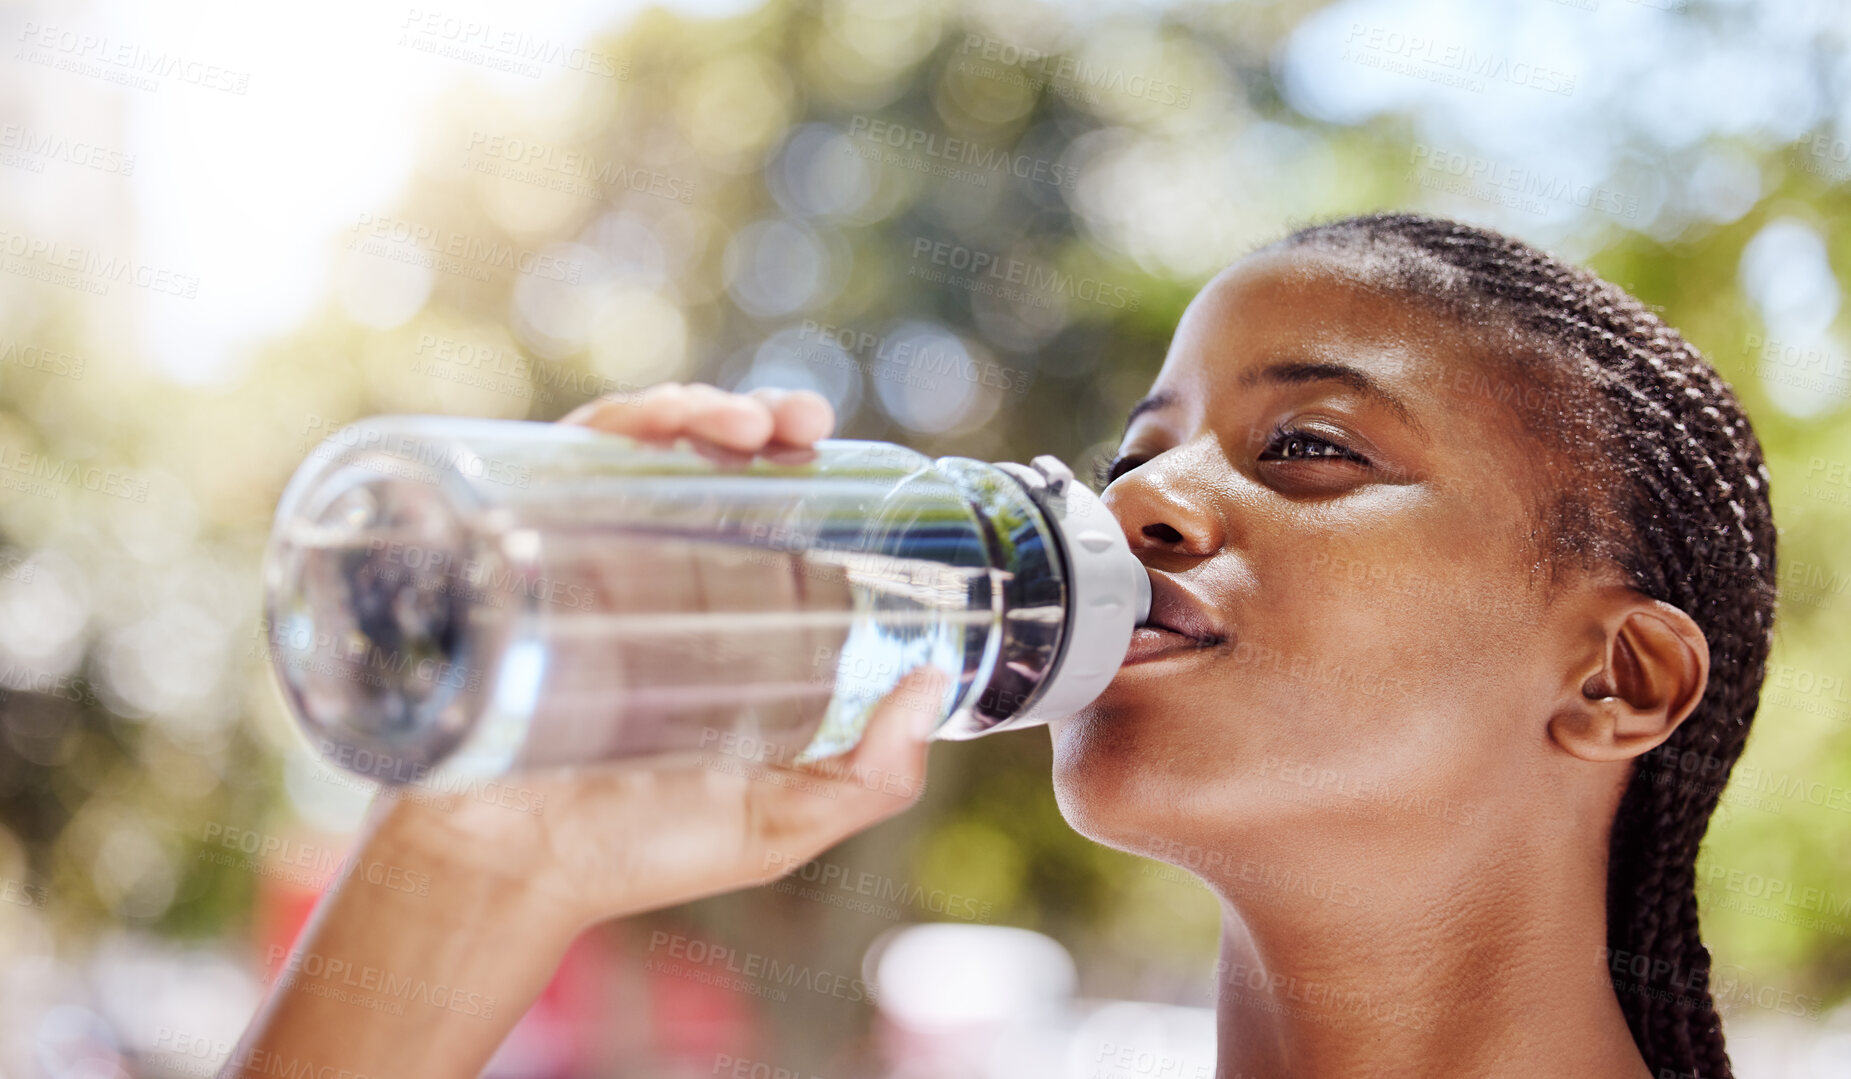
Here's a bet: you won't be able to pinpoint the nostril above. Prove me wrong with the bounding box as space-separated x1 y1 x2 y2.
1141 522 1184 544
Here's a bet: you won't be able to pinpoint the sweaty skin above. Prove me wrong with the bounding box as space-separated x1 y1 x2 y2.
226 255 1707 1079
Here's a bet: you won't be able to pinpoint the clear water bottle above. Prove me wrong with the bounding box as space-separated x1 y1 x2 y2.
261 415 1150 783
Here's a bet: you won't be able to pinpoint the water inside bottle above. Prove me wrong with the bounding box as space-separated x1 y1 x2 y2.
266 476 1002 780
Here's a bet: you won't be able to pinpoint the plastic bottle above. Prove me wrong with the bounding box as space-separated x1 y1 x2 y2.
261 415 1150 783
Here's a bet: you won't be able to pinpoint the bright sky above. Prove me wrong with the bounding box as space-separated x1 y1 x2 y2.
0 0 768 385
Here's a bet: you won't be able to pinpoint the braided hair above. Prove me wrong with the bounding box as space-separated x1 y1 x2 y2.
1270 213 1778 1079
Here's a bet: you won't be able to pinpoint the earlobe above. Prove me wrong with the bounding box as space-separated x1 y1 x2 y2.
1549 598 1710 764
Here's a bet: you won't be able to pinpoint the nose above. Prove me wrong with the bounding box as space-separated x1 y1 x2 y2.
1100 450 1224 560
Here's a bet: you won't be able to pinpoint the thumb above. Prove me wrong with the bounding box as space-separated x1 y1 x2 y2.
798 665 949 821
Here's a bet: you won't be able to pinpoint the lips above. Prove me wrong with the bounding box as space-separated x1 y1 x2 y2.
1121 572 1229 665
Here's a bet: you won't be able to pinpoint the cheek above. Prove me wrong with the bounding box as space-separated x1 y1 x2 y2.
1045 523 1551 845
1287 533 1543 690
1252 540 1550 783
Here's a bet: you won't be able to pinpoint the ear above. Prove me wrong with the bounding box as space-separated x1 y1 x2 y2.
1548 593 1710 764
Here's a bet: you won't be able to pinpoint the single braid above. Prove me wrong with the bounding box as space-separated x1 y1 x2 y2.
1277 213 1778 1079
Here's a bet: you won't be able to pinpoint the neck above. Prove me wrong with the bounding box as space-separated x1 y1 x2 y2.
1204 824 1651 1079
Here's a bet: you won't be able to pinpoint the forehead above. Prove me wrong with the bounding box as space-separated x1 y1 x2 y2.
1151 248 1528 431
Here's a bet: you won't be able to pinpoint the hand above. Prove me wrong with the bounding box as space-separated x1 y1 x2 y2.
559 380 837 451
538 381 866 766
394 379 945 924
228 383 946 1079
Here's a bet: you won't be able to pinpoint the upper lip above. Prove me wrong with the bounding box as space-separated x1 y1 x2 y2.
1138 572 1229 644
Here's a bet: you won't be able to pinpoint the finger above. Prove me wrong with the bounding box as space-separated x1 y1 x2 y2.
504 668 949 917
682 383 776 452
864 664 952 748
783 666 947 835
680 436 758 469
560 382 693 440
715 668 946 879
562 383 777 452
747 387 835 446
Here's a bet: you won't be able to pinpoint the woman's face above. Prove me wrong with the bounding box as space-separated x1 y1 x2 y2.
1051 246 1589 865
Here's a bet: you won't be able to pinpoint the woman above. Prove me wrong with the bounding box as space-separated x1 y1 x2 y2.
226 214 1776 1079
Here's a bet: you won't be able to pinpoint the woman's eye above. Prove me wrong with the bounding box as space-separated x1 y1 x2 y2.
1095 454 1148 486
1258 430 1370 466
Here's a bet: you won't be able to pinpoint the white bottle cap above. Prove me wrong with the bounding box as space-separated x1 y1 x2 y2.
988 455 1150 730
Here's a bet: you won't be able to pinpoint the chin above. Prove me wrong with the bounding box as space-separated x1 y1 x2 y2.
1049 681 1292 863
1048 701 1180 856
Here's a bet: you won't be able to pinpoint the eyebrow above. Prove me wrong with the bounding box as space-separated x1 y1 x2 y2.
1237 360 1425 437
1120 362 1427 438
1121 389 1177 436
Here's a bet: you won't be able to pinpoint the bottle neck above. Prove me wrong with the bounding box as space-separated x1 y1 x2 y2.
925 457 1069 738
934 454 1150 739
